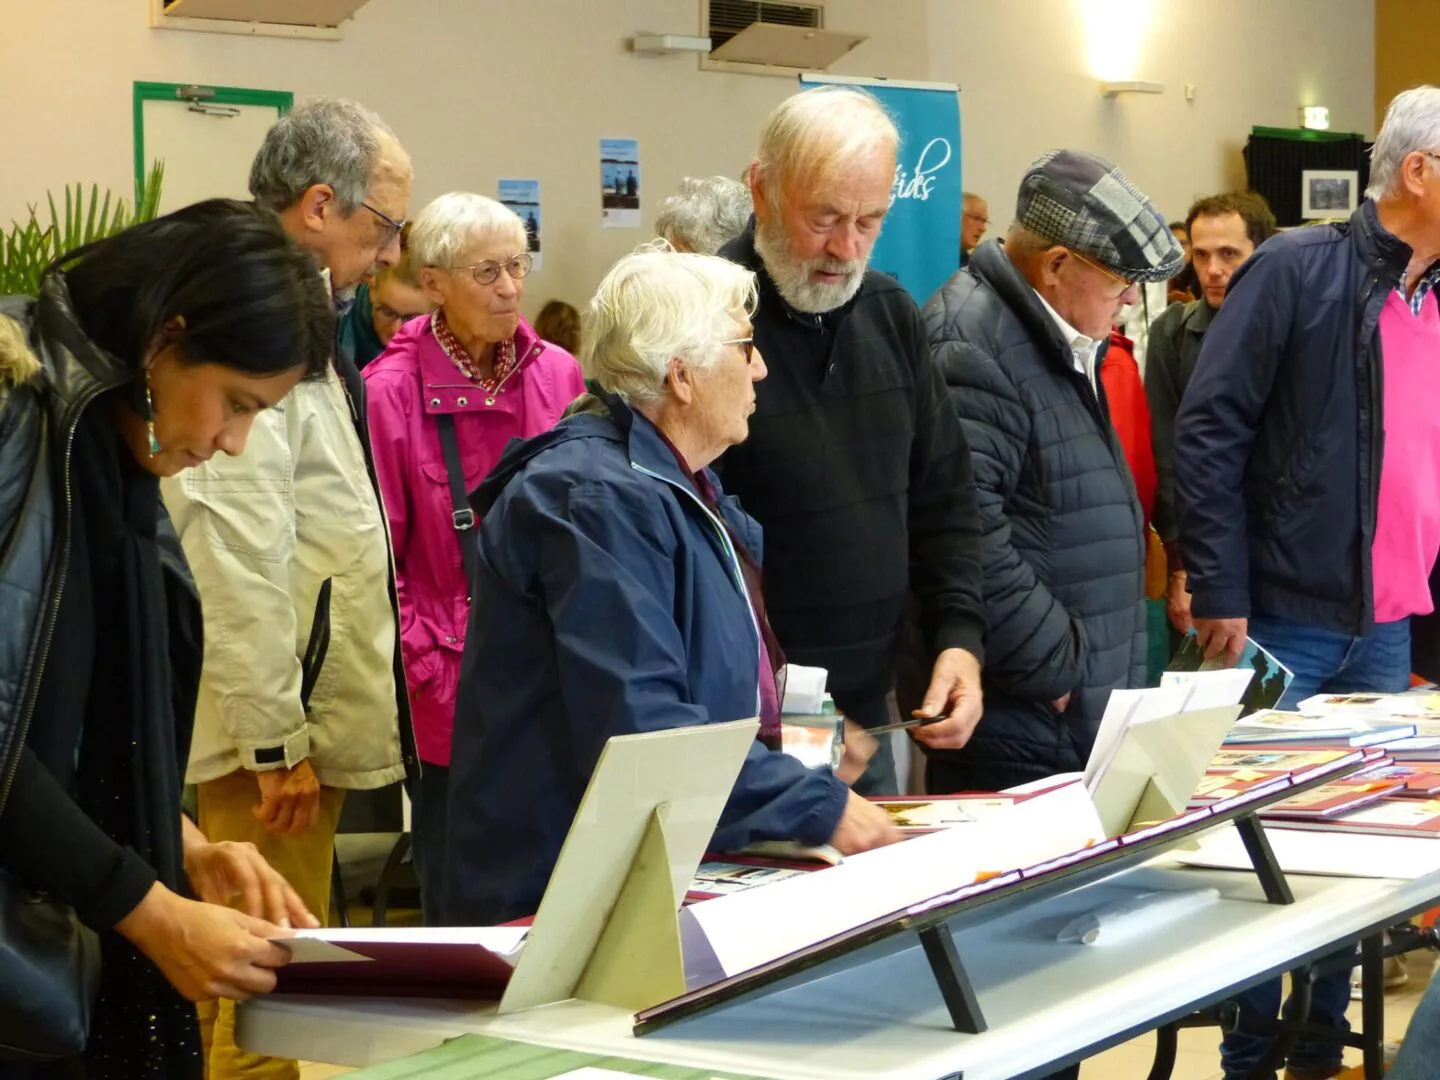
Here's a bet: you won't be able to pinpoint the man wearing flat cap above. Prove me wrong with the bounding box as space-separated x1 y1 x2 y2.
921 149 1184 794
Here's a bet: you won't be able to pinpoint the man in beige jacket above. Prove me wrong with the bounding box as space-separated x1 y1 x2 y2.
161 98 413 1080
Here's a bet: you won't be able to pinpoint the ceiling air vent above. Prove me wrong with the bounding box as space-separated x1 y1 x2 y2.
151 0 373 39
708 1 821 50
703 0 866 75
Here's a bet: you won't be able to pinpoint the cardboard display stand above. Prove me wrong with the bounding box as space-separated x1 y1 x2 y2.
1092 704 1245 837
278 718 760 1014
500 718 760 1015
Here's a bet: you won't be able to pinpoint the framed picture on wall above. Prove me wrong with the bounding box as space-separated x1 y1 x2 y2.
1301 169 1359 219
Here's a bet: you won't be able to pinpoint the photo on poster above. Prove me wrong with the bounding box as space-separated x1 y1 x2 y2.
600 138 641 228
498 178 541 270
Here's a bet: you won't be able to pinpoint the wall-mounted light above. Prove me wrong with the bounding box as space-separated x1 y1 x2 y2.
1100 80 1165 98
1299 106 1331 131
1082 0 1153 80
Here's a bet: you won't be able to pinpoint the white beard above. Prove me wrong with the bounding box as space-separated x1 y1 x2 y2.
754 218 867 314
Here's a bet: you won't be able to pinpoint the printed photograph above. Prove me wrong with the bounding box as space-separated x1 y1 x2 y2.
600 137 641 227
498 178 541 269
1301 169 1358 219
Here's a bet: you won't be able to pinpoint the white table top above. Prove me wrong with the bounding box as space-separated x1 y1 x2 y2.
241 853 1440 1080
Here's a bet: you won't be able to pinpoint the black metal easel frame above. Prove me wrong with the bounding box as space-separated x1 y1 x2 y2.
635 756 1377 1037
915 811 1296 1035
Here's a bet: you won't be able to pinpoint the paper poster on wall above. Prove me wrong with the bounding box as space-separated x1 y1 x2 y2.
600 138 641 228
498 178 542 270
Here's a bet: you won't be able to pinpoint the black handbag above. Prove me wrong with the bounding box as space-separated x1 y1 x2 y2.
0 870 101 1062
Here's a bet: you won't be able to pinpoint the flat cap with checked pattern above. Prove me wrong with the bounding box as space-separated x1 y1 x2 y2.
1016 149 1184 283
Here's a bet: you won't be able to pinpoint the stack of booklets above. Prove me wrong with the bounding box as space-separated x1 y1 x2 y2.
1290 692 1440 760
1222 709 1416 747
1267 796 1440 838
1258 776 1405 820
1191 748 1362 804
1210 692 1440 838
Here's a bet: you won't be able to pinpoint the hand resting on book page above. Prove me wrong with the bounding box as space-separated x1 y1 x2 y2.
828 789 902 854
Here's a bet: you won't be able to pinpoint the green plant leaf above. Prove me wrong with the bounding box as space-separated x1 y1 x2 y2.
2 164 164 297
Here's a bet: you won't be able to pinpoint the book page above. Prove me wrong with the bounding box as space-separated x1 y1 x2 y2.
682 782 1104 978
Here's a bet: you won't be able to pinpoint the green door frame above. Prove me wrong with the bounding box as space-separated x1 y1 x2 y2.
132 81 294 203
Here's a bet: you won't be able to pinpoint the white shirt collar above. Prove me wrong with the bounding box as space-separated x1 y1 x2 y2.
1033 289 1101 385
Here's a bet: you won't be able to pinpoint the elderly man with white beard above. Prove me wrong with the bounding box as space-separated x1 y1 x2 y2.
716 86 986 794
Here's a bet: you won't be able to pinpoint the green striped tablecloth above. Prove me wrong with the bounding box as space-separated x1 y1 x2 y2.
343 1033 781 1080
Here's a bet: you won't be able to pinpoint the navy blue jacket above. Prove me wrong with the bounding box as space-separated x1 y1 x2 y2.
443 393 849 925
1174 201 1438 650
922 242 1146 790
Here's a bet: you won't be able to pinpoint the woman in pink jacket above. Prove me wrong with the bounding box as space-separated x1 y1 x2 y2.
364 192 585 921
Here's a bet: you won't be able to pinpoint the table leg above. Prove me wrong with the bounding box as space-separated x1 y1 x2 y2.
1361 933 1384 1080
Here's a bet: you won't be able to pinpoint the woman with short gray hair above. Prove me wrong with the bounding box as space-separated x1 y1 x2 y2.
442 245 900 925
655 175 752 255
363 193 585 921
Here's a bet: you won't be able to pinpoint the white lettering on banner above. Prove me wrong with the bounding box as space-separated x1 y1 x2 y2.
891 137 953 204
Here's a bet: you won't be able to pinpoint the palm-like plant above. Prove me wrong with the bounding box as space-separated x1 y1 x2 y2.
0 161 165 297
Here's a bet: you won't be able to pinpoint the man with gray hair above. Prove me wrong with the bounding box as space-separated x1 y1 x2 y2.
1174 85 1440 1080
717 85 987 794
924 150 1182 797
655 174 752 255
960 191 989 265
161 98 415 1080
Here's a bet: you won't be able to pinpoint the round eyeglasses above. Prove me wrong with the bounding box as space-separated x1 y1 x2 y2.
450 253 535 286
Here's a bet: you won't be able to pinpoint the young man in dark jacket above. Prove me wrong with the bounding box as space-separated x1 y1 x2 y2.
717 87 987 795
1175 86 1440 1080
1145 191 1276 636
922 149 1183 794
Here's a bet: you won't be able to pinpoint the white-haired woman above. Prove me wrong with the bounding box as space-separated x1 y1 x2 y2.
363 192 585 922
655 175 752 255
442 245 899 925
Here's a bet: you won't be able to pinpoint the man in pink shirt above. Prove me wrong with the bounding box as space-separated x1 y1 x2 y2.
1174 87 1440 1080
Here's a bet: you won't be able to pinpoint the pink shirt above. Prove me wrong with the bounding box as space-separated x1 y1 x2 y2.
1372 289 1440 622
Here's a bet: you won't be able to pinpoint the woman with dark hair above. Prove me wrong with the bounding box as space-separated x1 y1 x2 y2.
532 298 581 356
0 198 333 1078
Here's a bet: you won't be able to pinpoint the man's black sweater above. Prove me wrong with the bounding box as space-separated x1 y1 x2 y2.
716 223 985 718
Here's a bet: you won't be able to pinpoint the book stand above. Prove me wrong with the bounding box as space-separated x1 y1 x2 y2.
637 750 1381 1037
500 718 759 1016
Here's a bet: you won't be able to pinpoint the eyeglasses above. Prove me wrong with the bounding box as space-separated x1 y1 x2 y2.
1067 248 1137 298
374 301 428 323
718 336 755 364
450 253 534 286
361 201 407 248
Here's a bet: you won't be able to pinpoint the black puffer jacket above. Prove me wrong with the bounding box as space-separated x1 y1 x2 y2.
921 240 1147 790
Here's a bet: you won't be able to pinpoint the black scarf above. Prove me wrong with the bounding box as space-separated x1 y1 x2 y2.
36 396 202 1079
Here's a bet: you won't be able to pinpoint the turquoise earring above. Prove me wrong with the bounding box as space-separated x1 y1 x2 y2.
145 376 161 455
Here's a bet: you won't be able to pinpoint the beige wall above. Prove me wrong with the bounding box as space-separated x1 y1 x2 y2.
0 0 928 319
1 0 1373 315
935 0 1375 233
1376 0 1440 132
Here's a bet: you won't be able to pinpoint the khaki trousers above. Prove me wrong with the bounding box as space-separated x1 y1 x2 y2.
194 769 346 1080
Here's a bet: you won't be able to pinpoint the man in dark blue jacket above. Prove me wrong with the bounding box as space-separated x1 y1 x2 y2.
1175 86 1440 1080
923 149 1182 794
444 248 898 926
